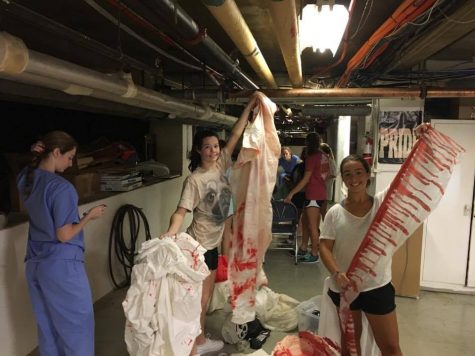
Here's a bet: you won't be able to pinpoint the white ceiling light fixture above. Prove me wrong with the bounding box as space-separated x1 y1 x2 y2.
299 4 349 56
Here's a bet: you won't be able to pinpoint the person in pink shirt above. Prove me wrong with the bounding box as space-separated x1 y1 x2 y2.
284 133 328 263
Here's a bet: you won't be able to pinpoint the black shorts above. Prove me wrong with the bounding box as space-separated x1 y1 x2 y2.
328 282 396 315
204 247 219 270
291 192 306 209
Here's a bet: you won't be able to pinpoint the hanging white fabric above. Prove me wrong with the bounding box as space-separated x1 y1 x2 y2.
229 92 281 324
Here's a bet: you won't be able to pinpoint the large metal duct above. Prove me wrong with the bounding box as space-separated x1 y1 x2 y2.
268 0 302 88
202 0 278 89
0 32 239 126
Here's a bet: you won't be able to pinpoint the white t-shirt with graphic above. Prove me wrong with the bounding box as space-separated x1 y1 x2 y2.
179 149 232 250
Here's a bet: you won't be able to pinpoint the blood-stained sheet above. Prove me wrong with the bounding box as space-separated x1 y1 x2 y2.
229 92 281 324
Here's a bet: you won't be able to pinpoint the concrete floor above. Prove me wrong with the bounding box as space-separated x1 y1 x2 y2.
29 249 475 356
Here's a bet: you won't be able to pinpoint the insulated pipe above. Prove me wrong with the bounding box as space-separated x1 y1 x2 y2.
268 0 302 88
301 105 371 116
0 0 178 86
202 0 278 88
148 0 258 89
229 88 475 99
0 32 238 126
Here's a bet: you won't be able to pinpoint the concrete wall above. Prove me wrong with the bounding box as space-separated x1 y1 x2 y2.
0 124 193 356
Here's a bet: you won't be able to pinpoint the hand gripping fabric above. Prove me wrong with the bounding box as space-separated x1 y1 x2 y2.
340 127 465 355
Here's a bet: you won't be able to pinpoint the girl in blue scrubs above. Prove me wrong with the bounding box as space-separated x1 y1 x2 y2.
18 131 106 356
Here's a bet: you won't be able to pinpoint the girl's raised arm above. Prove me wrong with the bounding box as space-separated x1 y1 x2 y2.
225 92 259 154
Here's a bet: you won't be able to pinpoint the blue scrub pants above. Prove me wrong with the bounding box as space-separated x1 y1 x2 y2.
26 259 94 356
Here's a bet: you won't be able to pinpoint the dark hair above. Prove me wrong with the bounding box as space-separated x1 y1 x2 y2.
22 131 77 198
320 143 334 160
305 132 321 156
300 147 307 161
340 154 371 187
188 129 220 172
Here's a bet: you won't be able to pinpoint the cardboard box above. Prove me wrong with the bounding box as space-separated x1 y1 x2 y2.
63 172 100 199
392 224 423 298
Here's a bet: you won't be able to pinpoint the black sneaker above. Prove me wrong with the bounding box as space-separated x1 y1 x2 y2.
300 253 319 263
288 249 307 257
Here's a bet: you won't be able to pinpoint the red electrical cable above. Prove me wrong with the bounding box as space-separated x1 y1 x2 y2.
336 0 437 87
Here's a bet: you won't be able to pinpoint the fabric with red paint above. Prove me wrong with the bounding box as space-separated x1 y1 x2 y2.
229 92 281 324
123 233 209 356
339 127 465 355
272 331 340 355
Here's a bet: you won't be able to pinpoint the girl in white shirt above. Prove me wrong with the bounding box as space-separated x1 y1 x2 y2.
320 154 401 356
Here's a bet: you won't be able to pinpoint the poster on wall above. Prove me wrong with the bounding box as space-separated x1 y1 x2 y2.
378 110 422 164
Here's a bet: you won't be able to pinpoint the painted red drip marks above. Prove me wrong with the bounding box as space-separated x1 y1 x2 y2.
405 174 432 201
231 259 257 271
290 25 297 38
384 212 409 235
398 196 419 211
247 247 258 259
359 251 377 264
272 331 341 355
420 149 445 171
182 246 201 269
371 228 399 246
338 127 465 356
396 184 431 212
391 201 421 223
230 277 257 308
414 157 439 178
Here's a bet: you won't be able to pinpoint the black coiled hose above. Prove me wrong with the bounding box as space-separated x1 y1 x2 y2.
108 204 152 288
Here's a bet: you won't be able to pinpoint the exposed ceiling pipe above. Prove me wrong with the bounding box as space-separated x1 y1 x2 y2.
267 0 302 88
0 32 239 126
229 88 475 100
146 0 258 89
301 105 371 116
99 0 235 88
0 78 168 120
0 0 182 86
202 0 278 89
164 89 225 104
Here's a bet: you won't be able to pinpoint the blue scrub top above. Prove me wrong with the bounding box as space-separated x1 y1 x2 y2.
17 168 85 261
279 154 300 174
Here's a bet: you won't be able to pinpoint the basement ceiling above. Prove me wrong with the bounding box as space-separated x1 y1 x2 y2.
0 0 474 125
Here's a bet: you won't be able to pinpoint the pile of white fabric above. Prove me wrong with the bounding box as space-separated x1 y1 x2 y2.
210 281 299 334
123 233 209 356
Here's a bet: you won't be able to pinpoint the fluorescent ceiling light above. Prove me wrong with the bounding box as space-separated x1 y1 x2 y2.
299 4 349 56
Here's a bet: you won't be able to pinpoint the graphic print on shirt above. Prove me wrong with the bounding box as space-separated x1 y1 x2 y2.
198 175 232 225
